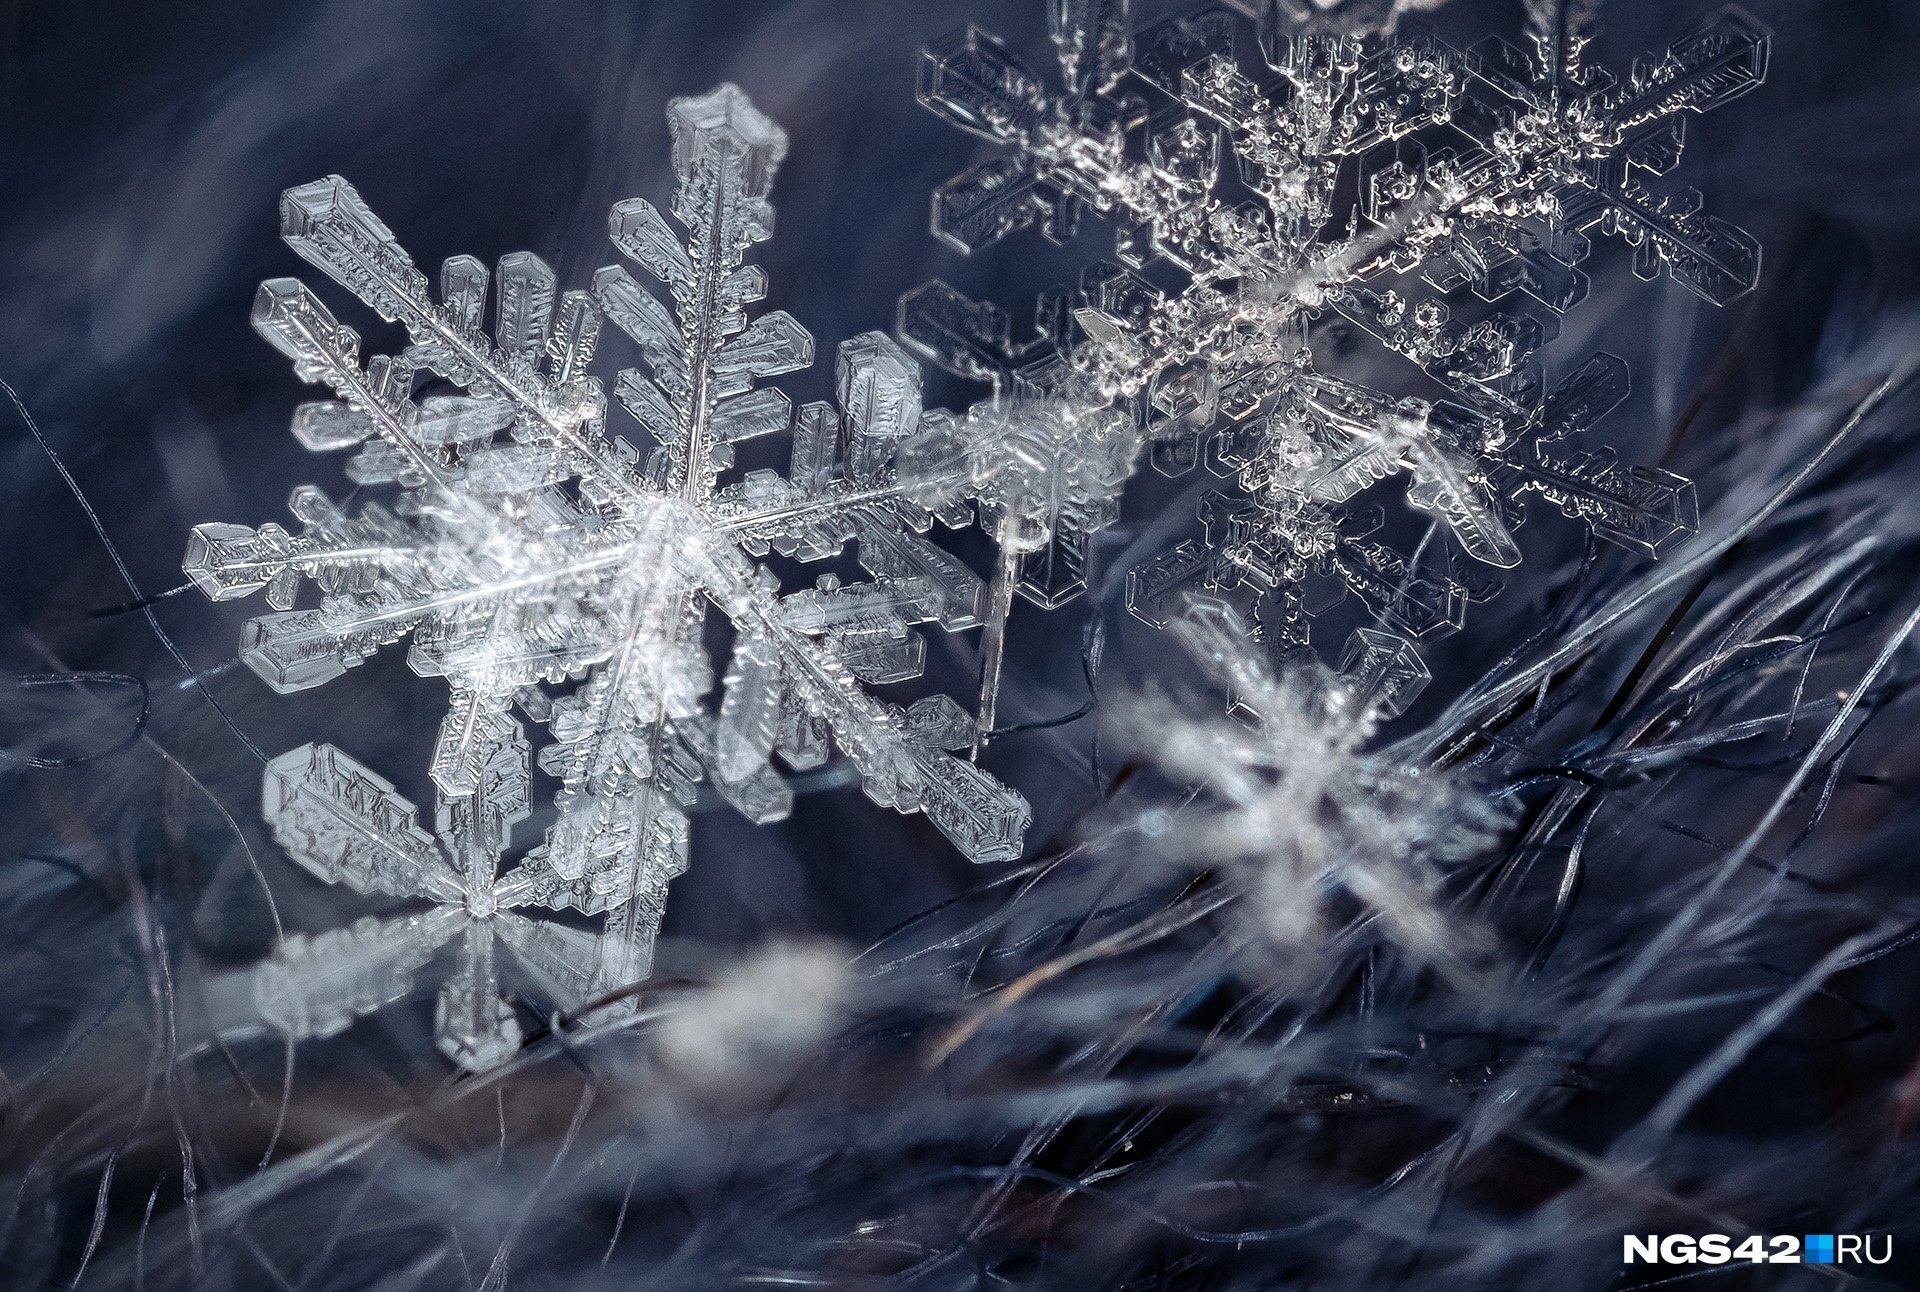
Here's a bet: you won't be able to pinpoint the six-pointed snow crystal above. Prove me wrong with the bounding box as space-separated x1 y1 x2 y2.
188 85 1031 1069
905 0 1763 662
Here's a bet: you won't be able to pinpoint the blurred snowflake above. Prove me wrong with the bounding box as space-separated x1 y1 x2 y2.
1128 596 1503 981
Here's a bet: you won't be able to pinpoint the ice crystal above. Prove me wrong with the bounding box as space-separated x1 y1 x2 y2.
187 85 1031 1066
253 731 600 1071
1130 596 1502 977
906 0 1766 659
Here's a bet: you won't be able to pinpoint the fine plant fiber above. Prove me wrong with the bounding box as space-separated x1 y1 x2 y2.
4 0 1920 1289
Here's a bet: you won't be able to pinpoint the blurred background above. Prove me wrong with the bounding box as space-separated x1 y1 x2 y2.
4 0 1920 1286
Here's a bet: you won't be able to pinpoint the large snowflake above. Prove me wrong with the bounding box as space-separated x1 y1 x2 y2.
903 0 1767 663
187 85 1031 1067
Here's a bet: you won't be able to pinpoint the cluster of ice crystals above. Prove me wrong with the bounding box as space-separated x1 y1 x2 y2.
189 86 1032 1068
906 0 1765 659
190 0 1770 1071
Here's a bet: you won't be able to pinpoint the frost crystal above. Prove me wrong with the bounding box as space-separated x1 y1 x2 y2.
254 732 600 1072
189 85 1031 1066
1132 597 1502 975
906 0 1765 660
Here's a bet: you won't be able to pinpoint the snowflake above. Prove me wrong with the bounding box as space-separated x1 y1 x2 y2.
252 727 609 1071
188 85 1031 1063
903 0 1767 663
1126 595 1505 978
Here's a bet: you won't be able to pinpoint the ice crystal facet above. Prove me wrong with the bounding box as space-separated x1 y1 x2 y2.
190 85 1031 1064
907 0 1763 662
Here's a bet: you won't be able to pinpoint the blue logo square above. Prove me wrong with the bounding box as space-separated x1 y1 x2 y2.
1804 1234 1835 1264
